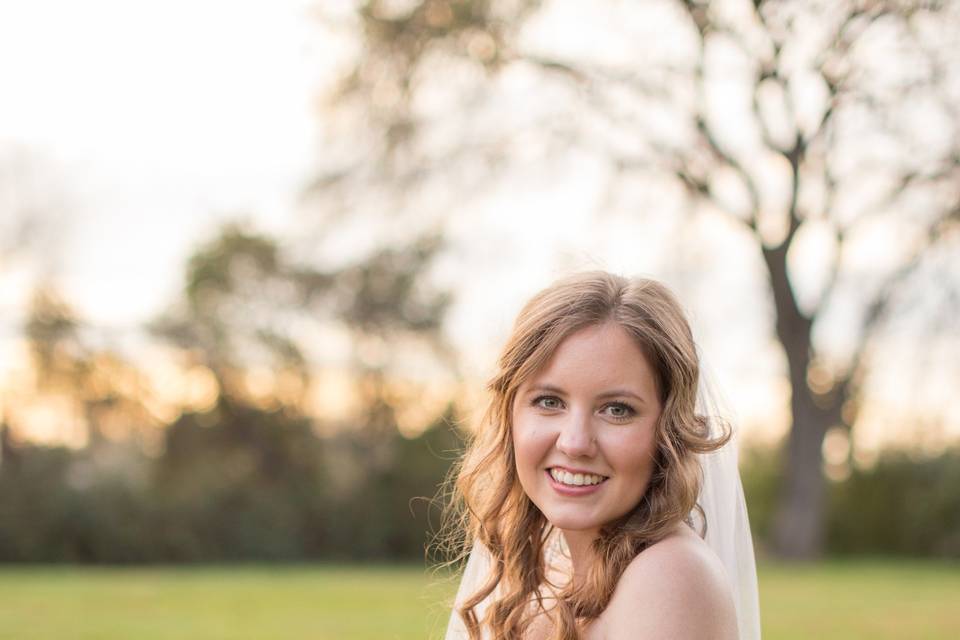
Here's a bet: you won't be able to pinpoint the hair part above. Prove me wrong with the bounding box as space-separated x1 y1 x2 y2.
440 271 729 640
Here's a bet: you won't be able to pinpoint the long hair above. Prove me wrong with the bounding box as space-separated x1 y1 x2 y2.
443 271 729 639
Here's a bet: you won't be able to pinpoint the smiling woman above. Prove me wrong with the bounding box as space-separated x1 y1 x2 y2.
442 271 760 639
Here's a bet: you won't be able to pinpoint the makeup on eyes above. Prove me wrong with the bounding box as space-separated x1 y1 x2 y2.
528 394 638 422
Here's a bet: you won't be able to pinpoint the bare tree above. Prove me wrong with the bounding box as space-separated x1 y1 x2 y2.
316 0 960 558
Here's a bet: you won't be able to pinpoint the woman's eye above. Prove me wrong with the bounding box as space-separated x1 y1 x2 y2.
533 395 563 410
602 402 635 420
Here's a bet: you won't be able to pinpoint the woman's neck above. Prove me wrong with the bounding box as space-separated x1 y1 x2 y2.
560 528 599 584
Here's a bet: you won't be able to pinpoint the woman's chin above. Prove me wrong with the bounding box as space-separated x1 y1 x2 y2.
542 510 605 533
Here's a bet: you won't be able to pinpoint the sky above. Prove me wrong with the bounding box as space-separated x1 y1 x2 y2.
0 0 321 328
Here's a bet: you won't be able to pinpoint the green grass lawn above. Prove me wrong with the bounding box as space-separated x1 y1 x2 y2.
758 560 960 639
1 560 957 639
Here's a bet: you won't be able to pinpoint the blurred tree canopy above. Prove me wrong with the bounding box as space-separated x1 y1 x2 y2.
0 221 463 562
150 223 452 408
17 287 159 450
0 399 463 562
739 442 960 558
4 415 959 561
315 0 960 559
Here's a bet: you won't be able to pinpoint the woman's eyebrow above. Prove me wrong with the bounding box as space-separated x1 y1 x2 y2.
526 384 566 396
525 385 648 405
596 389 647 405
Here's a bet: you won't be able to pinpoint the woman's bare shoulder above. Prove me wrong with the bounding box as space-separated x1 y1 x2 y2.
599 526 738 639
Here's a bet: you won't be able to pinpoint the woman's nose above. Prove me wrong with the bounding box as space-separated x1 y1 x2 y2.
555 410 596 458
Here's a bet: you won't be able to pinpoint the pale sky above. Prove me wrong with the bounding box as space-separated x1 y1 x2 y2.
0 0 321 328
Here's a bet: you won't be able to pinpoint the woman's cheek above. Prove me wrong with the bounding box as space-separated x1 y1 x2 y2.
513 414 552 473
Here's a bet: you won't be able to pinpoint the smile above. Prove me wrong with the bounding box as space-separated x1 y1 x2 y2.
548 467 608 487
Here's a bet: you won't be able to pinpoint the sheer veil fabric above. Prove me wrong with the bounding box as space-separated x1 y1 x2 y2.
444 357 761 640
691 358 762 640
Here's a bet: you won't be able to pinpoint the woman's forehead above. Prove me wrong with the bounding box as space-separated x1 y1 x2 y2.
519 323 659 397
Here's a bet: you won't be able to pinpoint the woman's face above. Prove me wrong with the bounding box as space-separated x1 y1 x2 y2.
512 322 663 535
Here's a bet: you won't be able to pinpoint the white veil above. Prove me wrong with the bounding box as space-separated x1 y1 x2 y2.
444 357 761 640
690 355 762 639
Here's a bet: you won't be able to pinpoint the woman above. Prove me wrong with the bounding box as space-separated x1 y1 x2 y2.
443 271 760 639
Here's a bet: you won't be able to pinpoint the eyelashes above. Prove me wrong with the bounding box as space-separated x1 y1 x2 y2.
532 395 562 411
602 402 636 421
530 395 637 422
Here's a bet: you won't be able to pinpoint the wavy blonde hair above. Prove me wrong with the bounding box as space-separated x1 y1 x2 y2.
442 271 729 640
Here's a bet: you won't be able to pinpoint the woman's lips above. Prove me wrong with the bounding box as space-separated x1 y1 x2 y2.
545 468 608 496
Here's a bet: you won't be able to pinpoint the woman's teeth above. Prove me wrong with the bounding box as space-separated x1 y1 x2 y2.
549 468 606 486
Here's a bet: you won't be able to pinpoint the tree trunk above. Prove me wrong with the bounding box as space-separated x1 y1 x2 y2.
773 383 830 558
762 243 830 559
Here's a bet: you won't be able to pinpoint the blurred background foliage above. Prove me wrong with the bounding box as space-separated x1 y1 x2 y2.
0 398 461 563
3 412 959 562
1 0 959 567
0 218 957 563
1 223 462 562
